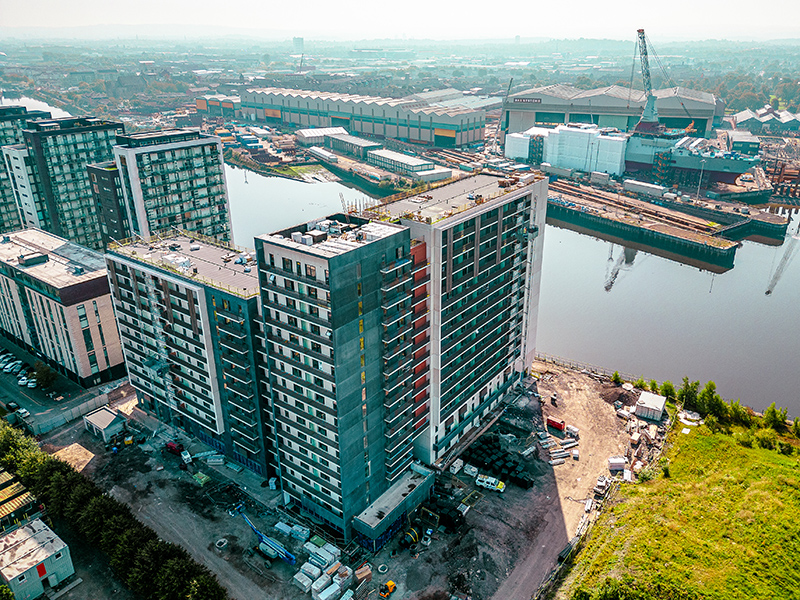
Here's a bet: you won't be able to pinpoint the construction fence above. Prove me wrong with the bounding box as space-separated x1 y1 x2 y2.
534 352 638 383
31 394 109 436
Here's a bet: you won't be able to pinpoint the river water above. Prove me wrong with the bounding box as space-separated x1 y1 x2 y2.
6 97 798 415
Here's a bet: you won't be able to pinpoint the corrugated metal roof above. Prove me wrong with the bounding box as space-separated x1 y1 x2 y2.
0 519 66 581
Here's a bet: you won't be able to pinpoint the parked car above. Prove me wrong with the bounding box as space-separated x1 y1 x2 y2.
17 377 27 386
476 474 506 493
0 358 14 370
9 363 23 375
27 380 37 389
4 361 21 373
5 402 19 412
16 408 30 418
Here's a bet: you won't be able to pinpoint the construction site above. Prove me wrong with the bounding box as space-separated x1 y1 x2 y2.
35 360 669 600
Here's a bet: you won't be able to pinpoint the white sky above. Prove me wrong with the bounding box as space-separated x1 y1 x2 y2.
1 0 799 41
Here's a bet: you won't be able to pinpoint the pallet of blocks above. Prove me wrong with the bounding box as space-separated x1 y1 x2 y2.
318 583 341 600
293 571 313 593
325 561 342 577
333 565 353 590
311 574 331 600
301 561 322 580
354 564 372 584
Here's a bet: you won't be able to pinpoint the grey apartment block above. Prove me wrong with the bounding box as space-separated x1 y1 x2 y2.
113 129 231 243
2 117 124 250
255 216 430 538
254 173 547 542
0 107 51 235
106 233 273 475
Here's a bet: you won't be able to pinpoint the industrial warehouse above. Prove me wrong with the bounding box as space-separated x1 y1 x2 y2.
238 87 486 147
503 84 724 137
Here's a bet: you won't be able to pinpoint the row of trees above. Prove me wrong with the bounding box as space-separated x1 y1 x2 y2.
0 423 228 600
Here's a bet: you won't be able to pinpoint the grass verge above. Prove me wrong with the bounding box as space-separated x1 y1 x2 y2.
557 426 800 600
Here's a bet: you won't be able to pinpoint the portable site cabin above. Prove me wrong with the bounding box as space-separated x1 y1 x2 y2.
0 519 74 600
634 392 667 421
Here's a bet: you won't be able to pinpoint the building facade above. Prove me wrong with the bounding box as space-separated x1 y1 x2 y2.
239 88 485 148
255 217 430 538
382 174 548 463
1 117 124 250
87 161 130 247
0 229 125 387
106 233 272 475
503 85 723 139
113 129 232 242
0 106 51 235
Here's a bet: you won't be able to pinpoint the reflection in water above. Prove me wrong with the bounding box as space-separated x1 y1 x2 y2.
765 223 800 295
604 247 638 292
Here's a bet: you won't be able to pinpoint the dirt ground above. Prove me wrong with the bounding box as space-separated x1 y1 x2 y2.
40 362 637 600
41 416 360 600
366 361 634 600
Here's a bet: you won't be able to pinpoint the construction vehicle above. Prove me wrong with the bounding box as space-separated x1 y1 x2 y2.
233 503 297 565
379 581 396 598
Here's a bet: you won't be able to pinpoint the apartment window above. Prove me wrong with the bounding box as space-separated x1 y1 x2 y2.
305 265 316 279
360 355 365 367
357 282 362 296
355 264 361 278
285 280 295 291
311 342 321 353
358 301 363 316
361 372 366 384
93 300 101 323
311 324 320 336
359 338 364 351
76 304 88 328
308 287 318 299
359 319 363 333
269 253 275 267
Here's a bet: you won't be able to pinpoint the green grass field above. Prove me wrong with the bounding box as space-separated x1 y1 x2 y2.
558 427 800 600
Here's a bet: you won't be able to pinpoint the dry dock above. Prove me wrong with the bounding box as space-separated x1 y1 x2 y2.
547 181 788 272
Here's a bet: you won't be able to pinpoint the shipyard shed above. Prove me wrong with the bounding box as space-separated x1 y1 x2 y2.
83 406 127 443
0 519 74 600
634 391 667 421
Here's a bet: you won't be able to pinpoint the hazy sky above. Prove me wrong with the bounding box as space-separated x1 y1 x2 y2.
2 0 800 42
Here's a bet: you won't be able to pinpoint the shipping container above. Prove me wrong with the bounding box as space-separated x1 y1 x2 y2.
546 416 566 431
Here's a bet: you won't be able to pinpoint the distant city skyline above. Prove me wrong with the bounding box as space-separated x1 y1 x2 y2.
1 0 799 42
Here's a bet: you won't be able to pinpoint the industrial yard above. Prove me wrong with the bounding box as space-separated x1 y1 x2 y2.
37 360 667 600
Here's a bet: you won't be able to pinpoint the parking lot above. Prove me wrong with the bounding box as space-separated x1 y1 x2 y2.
0 337 124 430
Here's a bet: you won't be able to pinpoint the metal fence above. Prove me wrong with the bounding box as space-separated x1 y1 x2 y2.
534 352 638 383
32 394 108 435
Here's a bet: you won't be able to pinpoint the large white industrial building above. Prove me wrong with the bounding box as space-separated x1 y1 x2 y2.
503 85 723 138
505 124 628 176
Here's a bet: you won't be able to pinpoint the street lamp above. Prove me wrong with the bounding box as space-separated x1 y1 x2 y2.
696 158 706 201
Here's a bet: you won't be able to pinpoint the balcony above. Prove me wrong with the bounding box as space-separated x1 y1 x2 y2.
228 395 256 413
216 307 245 324
380 257 411 275
225 368 253 386
226 381 255 400
218 320 247 339
262 263 329 291
221 352 249 370
219 336 249 354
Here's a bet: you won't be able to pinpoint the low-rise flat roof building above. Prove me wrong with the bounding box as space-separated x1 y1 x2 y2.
83 406 127 442
325 133 383 159
0 229 125 387
0 519 74 600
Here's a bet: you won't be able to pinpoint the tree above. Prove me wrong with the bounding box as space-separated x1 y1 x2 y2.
611 371 622 385
762 402 787 431
33 361 57 390
0 585 13 600
729 399 752 426
677 377 700 411
698 381 728 421
649 379 659 393
660 380 676 401
793 418 800 439
755 428 777 450
633 377 647 390
187 575 228 600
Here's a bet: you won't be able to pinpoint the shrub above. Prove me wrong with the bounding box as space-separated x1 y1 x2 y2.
0 422 229 600
611 371 622 385
660 380 676 401
649 379 659 393
704 414 720 433
777 440 794 456
762 403 788 431
729 399 752 427
633 377 647 390
793 419 800 438
734 430 754 448
677 377 700 412
755 428 777 450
